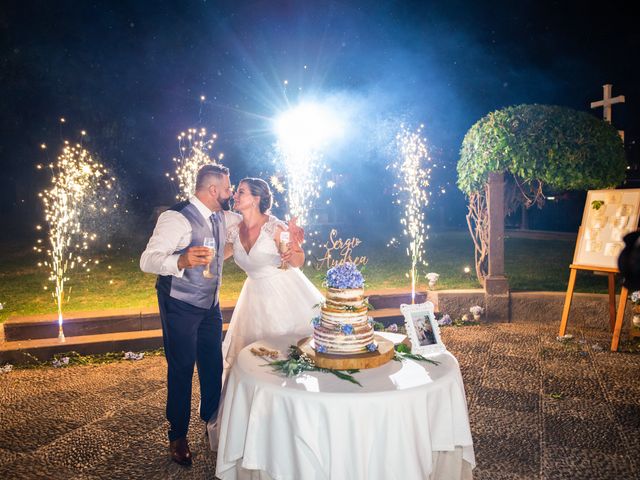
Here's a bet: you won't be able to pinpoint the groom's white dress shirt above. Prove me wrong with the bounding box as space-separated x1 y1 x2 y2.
140 196 241 277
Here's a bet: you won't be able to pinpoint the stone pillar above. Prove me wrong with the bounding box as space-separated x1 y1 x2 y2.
484 172 510 321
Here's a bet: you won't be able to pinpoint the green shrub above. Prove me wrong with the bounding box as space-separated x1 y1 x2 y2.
458 104 625 197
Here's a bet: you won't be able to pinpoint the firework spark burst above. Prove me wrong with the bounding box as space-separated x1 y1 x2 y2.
37 140 117 340
269 175 286 194
168 128 222 200
390 124 431 303
273 146 325 227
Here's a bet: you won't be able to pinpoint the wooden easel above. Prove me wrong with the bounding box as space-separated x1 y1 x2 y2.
560 189 640 351
558 264 627 351
559 189 640 351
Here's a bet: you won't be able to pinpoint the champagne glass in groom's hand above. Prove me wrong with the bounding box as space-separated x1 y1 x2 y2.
203 237 217 278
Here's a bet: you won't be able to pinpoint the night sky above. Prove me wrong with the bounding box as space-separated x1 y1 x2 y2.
1 0 638 238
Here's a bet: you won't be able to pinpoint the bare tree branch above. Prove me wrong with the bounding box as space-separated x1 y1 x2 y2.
466 191 488 286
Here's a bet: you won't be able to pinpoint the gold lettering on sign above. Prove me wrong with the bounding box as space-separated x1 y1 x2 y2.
314 229 369 270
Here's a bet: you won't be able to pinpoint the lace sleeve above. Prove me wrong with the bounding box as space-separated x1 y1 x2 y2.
226 223 239 244
264 215 288 239
224 211 242 243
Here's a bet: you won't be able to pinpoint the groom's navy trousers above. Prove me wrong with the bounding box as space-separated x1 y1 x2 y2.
158 291 223 442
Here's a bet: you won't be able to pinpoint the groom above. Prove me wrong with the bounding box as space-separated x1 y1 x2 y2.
140 164 236 466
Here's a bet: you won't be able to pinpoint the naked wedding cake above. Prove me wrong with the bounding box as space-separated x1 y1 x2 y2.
313 262 378 355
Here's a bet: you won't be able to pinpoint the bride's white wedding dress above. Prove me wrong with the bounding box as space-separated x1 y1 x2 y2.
221 214 323 368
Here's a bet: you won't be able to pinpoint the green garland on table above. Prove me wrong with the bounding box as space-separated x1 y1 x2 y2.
264 344 440 387
393 343 441 365
266 346 362 386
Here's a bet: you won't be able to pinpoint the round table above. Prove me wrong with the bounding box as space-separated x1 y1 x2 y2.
216 334 475 480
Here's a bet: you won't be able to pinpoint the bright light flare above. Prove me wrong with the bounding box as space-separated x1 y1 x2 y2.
273 102 343 226
275 103 343 156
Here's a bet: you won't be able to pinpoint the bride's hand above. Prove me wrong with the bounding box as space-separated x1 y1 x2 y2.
280 243 304 267
280 244 295 263
279 242 304 267
287 217 305 245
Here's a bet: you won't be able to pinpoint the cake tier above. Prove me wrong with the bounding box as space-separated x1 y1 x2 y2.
318 317 372 334
322 304 368 315
325 287 365 308
313 326 375 354
325 299 366 310
320 308 369 325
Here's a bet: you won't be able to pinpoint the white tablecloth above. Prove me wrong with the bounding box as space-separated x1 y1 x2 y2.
216 334 475 480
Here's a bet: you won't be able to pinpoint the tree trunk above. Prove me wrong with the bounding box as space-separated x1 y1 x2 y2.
466 191 488 286
520 205 529 230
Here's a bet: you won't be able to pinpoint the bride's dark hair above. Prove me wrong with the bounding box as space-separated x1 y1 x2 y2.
240 177 273 214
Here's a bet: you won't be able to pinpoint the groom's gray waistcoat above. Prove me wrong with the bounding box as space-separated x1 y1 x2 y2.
156 201 226 309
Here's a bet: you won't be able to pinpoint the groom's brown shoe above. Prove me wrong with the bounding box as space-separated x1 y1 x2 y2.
169 437 192 466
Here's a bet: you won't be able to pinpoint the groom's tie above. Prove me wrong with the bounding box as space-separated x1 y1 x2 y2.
210 212 223 274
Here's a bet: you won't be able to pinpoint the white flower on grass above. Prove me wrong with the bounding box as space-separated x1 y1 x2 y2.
0 364 13 374
469 305 484 316
52 357 69 368
124 351 144 361
556 334 573 342
631 291 640 304
426 272 439 290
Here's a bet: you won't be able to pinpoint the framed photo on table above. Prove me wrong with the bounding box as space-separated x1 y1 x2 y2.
400 302 446 356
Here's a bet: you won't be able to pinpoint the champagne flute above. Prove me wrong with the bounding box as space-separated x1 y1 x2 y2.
278 231 290 270
203 237 217 278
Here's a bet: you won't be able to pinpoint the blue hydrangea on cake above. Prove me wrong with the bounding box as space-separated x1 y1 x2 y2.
313 262 376 355
325 262 364 289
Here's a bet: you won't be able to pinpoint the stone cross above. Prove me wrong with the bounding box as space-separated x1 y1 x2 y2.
591 84 625 123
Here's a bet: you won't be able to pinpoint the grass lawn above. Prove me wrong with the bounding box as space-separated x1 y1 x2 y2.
0 230 611 322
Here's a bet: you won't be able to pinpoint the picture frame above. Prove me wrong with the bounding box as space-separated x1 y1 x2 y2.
573 189 640 270
400 302 446 356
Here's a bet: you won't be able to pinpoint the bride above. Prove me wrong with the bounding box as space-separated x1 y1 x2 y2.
222 177 323 368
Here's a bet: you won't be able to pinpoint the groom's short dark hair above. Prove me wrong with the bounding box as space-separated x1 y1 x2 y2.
196 164 229 191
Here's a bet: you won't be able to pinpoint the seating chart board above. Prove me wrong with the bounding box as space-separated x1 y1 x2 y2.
573 189 640 269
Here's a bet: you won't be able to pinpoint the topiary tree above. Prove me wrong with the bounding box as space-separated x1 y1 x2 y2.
458 104 626 284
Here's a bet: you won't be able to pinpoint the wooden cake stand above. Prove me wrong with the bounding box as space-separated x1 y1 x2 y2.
297 334 395 370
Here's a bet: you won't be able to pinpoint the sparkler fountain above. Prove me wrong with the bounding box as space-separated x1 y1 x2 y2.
274 102 343 227
390 124 431 303
167 128 222 200
37 140 117 341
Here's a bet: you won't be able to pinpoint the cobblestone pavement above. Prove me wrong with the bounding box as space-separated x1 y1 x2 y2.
1 317 639 480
